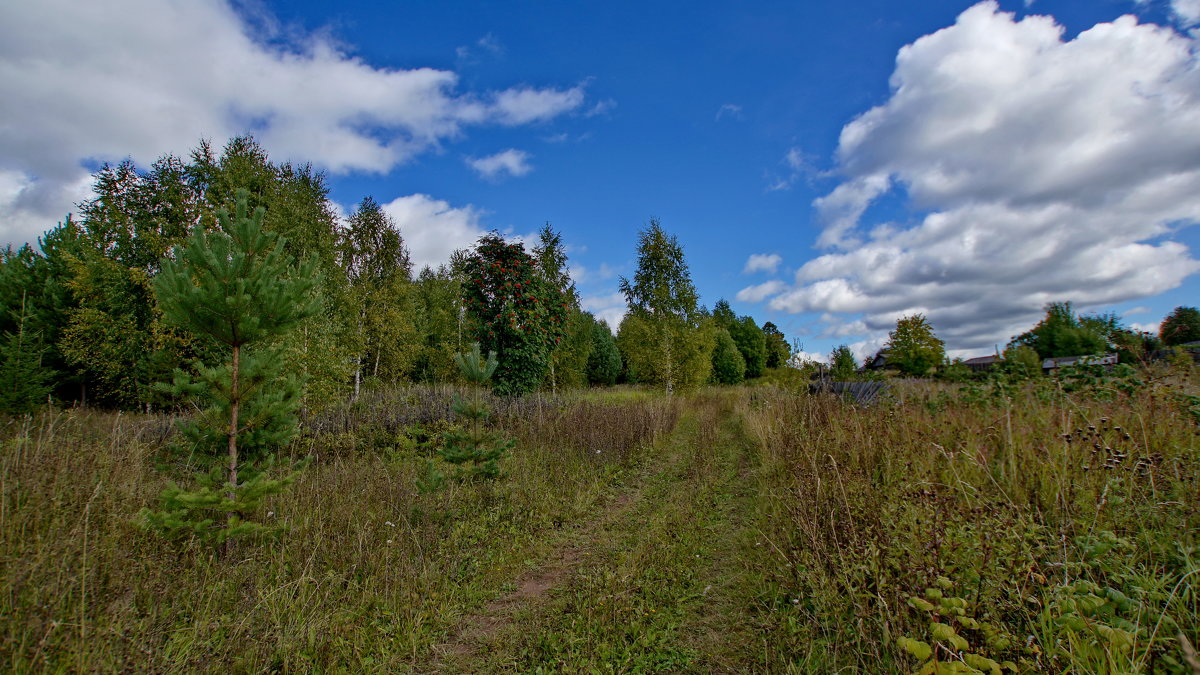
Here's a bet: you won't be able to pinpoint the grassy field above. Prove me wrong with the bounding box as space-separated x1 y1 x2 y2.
1 366 1198 673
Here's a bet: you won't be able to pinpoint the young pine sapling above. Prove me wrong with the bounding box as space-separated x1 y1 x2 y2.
142 190 321 544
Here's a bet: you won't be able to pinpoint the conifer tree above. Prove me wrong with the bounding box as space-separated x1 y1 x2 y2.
418 343 514 492
0 293 55 413
710 328 746 384
586 318 621 386
533 225 590 391
143 190 321 544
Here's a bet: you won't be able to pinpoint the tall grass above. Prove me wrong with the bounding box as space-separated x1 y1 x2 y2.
0 388 678 672
740 369 1200 672
1 368 1196 672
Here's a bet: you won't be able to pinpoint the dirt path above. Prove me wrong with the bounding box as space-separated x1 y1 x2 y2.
423 391 760 673
425 489 641 672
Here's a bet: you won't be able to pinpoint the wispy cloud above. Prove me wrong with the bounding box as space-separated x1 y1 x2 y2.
766 146 819 192
715 103 743 121
466 149 533 181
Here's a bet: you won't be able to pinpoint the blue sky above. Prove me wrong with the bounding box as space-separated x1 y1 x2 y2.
2 0 1199 362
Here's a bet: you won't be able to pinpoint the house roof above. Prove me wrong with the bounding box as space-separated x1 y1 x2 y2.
1042 353 1118 368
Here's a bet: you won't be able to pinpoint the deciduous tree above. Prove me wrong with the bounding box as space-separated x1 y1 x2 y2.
618 220 711 393
762 321 790 369
1160 306 1200 346
830 344 858 380
462 233 566 395
885 314 945 376
1009 302 1107 359
710 328 746 384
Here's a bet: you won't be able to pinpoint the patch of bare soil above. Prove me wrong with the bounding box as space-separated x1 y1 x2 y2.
426 491 637 672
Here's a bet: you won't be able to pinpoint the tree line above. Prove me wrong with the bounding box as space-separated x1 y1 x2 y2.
827 302 1198 379
0 136 792 414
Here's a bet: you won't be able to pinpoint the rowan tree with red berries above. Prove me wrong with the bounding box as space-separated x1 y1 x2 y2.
460 232 568 395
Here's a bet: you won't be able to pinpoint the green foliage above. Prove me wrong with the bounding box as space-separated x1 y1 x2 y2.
341 196 415 393
1010 302 1108 359
710 328 746 384
901 577 1027 674
730 316 767 379
410 265 464 383
534 226 592 391
586 317 621 386
617 312 715 393
462 233 566 396
6 136 354 411
140 457 301 545
0 225 81 403
617 221 712 394
143 190 321 544
1001 344 1042 378
886 314 946 376
830 344 858 380
762 321 791 369
618 219 699 320
938 359 976 383
1111 329 1162 365
712 300 767 379
0 293 55 413
1160 306 1200 346
420 344 514 490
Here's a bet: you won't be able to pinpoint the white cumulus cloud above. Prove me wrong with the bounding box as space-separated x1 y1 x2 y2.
743 253 782 275
379 194 488 272
581 291 627 332
467 149 533 181
0 0 586 246
754 2 1200 353
1171 0 1200 25
735 280 786 303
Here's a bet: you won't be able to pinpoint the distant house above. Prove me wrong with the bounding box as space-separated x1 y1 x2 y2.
1148 341 1200 363
1041 353 1118 374
863 349 890 371
963 355 1000 373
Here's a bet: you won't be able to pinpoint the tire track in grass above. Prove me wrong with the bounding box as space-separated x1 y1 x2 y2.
423 412 686 673
461 390 763 673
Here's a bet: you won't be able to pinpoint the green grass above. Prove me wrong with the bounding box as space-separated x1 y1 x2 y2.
2 368 1198 673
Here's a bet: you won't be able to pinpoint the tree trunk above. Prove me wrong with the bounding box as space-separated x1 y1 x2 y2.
228 343 240 498
663 328 674 397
